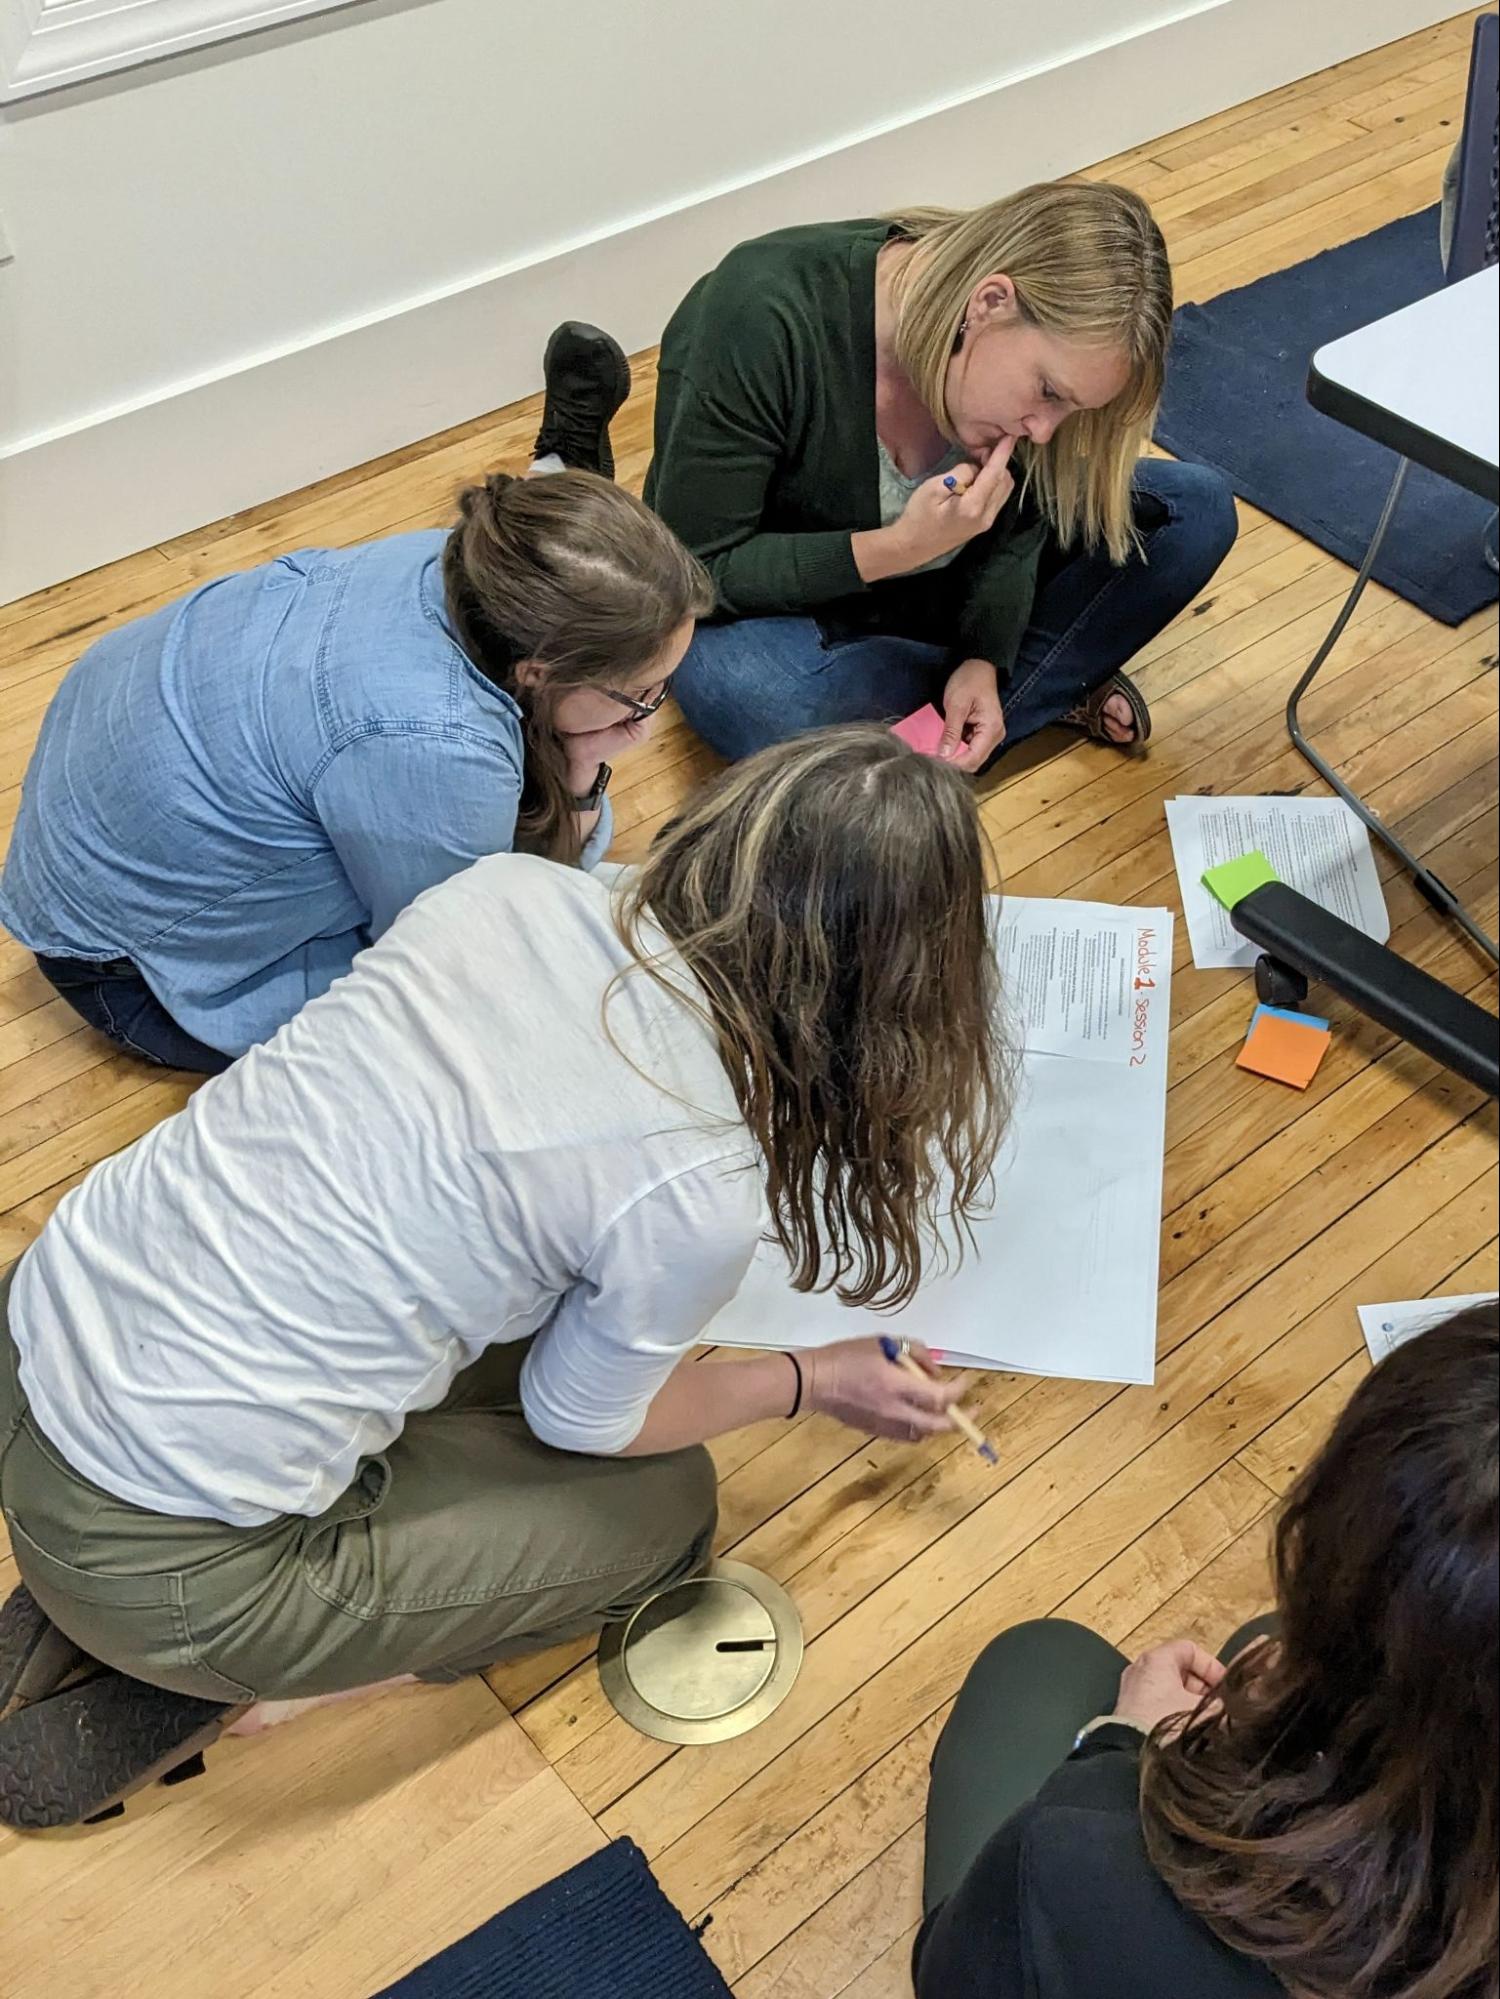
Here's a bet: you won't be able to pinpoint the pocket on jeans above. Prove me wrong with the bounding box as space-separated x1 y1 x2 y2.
813 619 868 663
9 1511 268 1702
299 1457 392 1619
6 1512 191 1669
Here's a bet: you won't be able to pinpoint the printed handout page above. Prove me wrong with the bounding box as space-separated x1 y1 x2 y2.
1165 794 1390 971
1356 1293 1498 1366
706 899 1173 1386
996 899 1144 1064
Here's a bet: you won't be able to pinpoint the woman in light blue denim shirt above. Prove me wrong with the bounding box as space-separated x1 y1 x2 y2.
0 472 710 1069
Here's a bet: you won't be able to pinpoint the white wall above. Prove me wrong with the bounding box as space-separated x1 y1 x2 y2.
0 0 1457 600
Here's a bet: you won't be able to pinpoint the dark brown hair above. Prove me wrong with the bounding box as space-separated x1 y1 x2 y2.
618 726 1017 1309
443 470 713 862
1142 1301 1500 1999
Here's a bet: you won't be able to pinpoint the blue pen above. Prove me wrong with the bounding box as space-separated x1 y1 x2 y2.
881 1335 998 1465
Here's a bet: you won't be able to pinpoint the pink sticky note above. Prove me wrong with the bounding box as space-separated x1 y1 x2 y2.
891 704 946 756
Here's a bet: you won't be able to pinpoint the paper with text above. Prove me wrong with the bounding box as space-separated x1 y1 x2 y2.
995 900 1145 1064
1357 1293 1497 1366
1165 795 1389 970
706 899 1173 1385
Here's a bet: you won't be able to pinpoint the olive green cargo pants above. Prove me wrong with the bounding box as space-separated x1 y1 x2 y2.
0 1264 715 1702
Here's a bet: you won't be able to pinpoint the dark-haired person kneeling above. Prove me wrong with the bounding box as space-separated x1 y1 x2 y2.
915 1300 1498 1999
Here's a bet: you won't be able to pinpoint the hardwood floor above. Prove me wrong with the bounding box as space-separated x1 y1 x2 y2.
1 14 1496 1993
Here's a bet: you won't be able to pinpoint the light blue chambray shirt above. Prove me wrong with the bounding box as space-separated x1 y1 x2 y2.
0 530 612 1057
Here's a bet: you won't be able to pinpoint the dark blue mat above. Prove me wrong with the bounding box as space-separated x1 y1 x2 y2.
1156 205 1498 625
373 1838 732 1999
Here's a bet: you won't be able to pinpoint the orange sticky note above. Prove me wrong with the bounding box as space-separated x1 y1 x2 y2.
1236 1013 1331 1090
891 704 946 756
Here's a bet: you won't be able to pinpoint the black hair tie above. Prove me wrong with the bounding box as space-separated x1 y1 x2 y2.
785 1352 804 1419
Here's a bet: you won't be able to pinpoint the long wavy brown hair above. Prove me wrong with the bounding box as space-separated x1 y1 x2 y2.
443 469 713 863
618 727 1016 1310
1142 1301 1500 1999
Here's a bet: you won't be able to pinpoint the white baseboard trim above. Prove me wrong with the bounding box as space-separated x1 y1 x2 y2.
0 0 1457 603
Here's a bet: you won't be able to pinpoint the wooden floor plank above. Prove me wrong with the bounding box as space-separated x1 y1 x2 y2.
709 1461 1272 1986
1237 1234 1498 1495
0 1028 117 1124
1163 116 1461 268
1122 1513 1279 1655
0 1682 604 1999
732 1824 926 1999
1143 13 1473 175
1180 147 1454 299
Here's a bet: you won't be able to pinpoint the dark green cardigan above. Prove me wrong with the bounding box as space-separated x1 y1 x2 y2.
644 220 1050 682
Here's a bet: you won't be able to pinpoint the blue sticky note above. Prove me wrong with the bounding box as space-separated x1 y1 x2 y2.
1249 1003 1331 1036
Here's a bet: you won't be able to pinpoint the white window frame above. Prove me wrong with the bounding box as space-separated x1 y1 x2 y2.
1 0 368 102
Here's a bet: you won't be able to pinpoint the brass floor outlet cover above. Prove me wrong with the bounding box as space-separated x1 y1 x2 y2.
597 1560 805 1745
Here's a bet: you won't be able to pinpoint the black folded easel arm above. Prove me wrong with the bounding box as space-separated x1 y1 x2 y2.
1231 882 1499 1097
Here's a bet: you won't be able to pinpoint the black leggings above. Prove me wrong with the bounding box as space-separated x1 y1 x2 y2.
923 1614 1280 1913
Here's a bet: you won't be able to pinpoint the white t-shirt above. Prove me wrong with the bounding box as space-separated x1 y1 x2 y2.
10 857 762 1526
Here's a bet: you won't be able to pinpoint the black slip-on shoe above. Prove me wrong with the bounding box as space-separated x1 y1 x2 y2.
532 321 631 478
0 1584 92 1723
0 1668 236 1830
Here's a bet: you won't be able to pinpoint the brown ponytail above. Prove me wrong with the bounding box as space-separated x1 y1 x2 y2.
443 469 713 862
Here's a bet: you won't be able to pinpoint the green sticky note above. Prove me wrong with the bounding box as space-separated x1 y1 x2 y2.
1202 850 1278 911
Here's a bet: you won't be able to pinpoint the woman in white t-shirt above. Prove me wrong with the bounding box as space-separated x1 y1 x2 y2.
0 726 1015 1829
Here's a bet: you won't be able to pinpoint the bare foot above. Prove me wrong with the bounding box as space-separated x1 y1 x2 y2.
226 1674 418 1737
1100 691 1138 744
1062 682 1146 747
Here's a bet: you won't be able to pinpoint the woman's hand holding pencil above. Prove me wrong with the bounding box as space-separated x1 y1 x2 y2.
780 1337 998 1463
880 1335 999 1466
788 1336 968 1445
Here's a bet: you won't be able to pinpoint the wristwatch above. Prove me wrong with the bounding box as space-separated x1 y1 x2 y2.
1073 1714 1148 1751
570 762 612 813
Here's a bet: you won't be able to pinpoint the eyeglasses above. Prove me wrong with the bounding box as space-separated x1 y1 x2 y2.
601 676 675 725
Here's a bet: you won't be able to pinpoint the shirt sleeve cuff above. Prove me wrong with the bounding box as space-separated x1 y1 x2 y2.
580 793 615 870
1069 1721 1148 1761
795 531 868 604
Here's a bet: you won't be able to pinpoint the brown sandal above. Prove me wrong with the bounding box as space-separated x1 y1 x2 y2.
1062 672 1152 750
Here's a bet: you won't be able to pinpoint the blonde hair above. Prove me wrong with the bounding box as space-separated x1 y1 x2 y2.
444 470 714 863
619 727 1017 1311
887 180 1172 562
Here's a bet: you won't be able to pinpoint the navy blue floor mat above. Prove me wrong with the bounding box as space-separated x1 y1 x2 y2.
1156 206 1497 625
374 1838 732 1999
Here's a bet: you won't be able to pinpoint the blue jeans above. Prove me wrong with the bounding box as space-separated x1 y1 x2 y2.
674 460 1238 763
34 954 231 1074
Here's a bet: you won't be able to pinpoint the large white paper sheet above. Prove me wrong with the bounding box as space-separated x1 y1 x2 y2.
706 900 1173 1385
1356 1293 1497 1366
1165 795 1390 971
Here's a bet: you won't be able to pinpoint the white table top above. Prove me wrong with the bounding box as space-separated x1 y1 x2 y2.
1309 265 1499 493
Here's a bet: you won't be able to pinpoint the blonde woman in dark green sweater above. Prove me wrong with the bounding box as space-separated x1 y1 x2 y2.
536 182 1237 771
